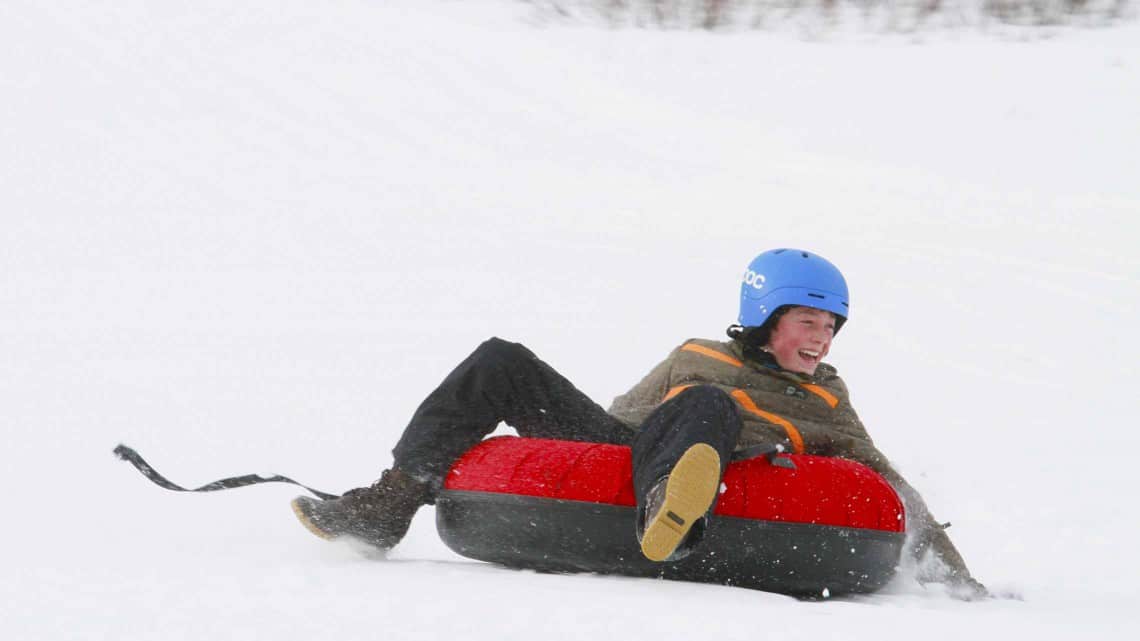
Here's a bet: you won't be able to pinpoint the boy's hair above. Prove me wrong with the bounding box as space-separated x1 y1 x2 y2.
726 306 792 356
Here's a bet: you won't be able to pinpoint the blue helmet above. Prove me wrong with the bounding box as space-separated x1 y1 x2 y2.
738 249 849 331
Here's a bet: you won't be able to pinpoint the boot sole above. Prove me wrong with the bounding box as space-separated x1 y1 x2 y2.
291 497 337 541
640 443 721 562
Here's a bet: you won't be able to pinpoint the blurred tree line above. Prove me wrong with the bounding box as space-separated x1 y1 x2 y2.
527 0 1133 30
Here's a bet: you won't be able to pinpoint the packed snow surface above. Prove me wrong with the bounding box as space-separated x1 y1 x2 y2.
4 1 1139 639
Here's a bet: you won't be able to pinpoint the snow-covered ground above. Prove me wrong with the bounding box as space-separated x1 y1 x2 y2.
4 1 1139 638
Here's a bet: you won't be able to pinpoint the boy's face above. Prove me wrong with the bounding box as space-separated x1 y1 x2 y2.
765 306 836 376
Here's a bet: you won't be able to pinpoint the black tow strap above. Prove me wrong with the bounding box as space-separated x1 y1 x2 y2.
731 443 797 470
112 444 340 500
114 441 790 501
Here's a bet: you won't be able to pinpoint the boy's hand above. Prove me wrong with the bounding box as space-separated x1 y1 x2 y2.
947 576 990 601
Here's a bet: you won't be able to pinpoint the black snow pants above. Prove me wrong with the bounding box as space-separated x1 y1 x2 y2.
392 338 742 515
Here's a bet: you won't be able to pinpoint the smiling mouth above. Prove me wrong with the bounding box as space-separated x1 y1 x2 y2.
798 349 820 362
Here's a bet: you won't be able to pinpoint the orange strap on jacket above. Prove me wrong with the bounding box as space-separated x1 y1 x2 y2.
798 383 839 408
661 384 806 455
729 390 806 454
662 384 695 402
680 343 839 410
680 343 743 368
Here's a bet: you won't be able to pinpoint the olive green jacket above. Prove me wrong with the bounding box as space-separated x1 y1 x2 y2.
608 338 975 584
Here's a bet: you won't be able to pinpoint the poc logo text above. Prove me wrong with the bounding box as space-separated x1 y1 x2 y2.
743 270 765 290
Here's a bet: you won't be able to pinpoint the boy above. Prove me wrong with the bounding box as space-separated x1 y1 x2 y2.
292 249 986 598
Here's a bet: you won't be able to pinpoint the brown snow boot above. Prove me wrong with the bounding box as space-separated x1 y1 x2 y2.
637 443 721 562
291 468 432 554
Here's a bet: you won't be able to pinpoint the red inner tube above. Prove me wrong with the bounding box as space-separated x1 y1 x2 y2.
444 436 904 532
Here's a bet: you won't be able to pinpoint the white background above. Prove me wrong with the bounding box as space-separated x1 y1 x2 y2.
3 1 1138 639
